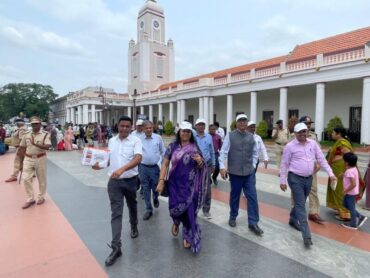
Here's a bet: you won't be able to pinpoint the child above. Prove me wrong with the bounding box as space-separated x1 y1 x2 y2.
341 152 367 229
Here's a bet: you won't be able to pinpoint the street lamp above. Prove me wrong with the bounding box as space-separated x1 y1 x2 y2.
98 86 112 126
133 89 138 129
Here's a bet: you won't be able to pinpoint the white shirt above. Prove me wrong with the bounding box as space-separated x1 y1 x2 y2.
105 134 143 179
216 127 225 140
254 133 269 161
140 133 165 166
131 130 143 138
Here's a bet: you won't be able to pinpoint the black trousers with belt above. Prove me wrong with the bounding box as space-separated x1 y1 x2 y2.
107 176 138 248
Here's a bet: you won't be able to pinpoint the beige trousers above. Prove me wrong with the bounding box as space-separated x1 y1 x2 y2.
23 156 47 202
275 144 284 169
11 152 22 178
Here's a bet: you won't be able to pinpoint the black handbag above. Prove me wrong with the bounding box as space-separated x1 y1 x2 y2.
160 180 169 197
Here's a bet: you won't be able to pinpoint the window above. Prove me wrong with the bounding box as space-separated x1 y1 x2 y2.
288 109 299 119
263 110 274 130
154 52 165 78
188 115 194 125
132 52 139 78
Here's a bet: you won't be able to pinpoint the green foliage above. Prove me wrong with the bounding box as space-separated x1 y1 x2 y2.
230 120 236 131
164 121 174 135
0 83 58 122
326 116 344 139
256 120 268 138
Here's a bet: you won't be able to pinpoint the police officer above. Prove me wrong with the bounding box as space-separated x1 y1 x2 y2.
5 119 28 183
19 116 51 209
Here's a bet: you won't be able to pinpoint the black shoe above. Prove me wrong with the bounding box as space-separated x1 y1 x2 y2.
143 211 153 221
248 224 264 236
303 238 313 248
229 219 236 227
289 220 301 231
131 224 139 238
105 245 122 266
153 198 159 208
213 178 218 186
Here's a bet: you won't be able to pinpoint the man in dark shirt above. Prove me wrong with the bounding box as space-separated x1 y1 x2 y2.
78 125 86 149
209 124 222 186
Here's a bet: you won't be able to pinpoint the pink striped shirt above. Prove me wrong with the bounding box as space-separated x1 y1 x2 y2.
280 138 333 184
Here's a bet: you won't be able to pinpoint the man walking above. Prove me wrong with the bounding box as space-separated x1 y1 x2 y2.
219 114 263 236
18 116 51 209
272 120 289 171
247 121 269 171
139 120 165 220
5 119 28 182
209 124 222 185
194 118 215 219
93 116 142 266
280 123 336 248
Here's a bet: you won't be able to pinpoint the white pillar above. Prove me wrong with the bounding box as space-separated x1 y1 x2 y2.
279 88 288 128
176 100 181 124
199 97 204 119
158 103 163 123
83 104 88 125
127 106 132 117
361 77 370 144
91 105 96 123
106 110 110 126
227 95 233 133
99 111 102 124
315 83 325 141
140 106 144 115
181 100 186 122
209 97 214 125
149 105 153 122
66 108 71 123
203 96 209 125
250 92 257 123
169 102 174 123
77 105 82 124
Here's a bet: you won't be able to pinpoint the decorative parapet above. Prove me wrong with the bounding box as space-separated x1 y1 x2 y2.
324 47 365 65
286 58 316 72
214 76 228 86
231 71 251 82
255 65 280 78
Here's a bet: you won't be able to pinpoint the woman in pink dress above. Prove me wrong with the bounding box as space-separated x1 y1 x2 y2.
64 126 74 151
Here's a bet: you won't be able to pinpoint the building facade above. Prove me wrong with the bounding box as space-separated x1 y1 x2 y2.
51 0 370 144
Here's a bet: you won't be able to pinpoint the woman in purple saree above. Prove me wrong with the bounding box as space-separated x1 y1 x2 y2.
157 121 208 253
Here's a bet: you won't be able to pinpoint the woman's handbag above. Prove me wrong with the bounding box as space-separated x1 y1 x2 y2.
160 180 169 197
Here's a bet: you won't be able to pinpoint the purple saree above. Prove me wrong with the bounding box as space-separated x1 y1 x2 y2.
165 142 208 253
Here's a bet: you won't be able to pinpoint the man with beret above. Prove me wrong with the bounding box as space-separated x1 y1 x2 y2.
18 116 51 209
272 120 289 172
5 119 28 182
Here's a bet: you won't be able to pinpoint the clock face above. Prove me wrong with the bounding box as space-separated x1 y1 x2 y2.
153 20 159 29
140 21 144 29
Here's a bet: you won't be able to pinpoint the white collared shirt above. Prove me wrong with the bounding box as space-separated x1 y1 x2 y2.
106 134 142 179
254 133 269 161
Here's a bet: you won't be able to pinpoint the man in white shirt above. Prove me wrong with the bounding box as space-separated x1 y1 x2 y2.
131 119 144 138
247 121 269 170
139 120 165 220
214 122 225 140
92 116 142 267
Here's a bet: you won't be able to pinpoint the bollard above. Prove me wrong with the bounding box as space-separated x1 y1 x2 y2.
365 157 370 210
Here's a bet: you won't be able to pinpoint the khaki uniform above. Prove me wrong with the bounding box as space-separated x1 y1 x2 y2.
20 130 51 202
10 126 28 178
290 131 320 215
272 128 289 169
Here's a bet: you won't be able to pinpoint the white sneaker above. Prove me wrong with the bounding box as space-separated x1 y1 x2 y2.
203 212 212 219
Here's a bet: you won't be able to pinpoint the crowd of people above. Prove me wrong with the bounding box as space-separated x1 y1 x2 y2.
2 113 368 267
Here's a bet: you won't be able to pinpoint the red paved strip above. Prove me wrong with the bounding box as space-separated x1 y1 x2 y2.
212 188 370 252
0 152 107 278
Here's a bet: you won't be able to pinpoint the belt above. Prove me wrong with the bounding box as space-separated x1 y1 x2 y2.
288 172 312 179
25 153 46 159
141 164 158 168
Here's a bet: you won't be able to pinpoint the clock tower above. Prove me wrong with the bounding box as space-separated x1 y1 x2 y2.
128 0 175 96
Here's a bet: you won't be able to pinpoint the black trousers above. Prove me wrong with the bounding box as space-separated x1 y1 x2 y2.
107 176 138 248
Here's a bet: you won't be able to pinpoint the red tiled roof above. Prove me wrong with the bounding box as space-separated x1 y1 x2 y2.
158 26 370 90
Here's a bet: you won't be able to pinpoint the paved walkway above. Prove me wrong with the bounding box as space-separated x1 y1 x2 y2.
1 149 370 277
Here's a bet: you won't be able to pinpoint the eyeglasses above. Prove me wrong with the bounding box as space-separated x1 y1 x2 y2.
181 129 191 133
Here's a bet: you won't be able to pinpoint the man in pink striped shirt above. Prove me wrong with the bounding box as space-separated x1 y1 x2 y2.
280 123 336 248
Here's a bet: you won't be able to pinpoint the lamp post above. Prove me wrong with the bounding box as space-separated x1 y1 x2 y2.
98 86 112 126
133 89 138 129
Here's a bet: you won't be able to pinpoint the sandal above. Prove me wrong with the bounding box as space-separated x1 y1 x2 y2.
183 239 191 249
171 224 179 237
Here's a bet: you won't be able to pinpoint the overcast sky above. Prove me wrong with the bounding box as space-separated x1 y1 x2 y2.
1 0 369 97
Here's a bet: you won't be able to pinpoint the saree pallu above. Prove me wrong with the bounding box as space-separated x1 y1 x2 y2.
166 143 208 253
326 139 352 219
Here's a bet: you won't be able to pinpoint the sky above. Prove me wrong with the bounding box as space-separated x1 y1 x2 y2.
0 0 369 97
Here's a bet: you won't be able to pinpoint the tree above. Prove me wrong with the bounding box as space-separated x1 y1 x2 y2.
0 83 58 122
326 116 344 139
256 120 268 138
164 121 174 135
